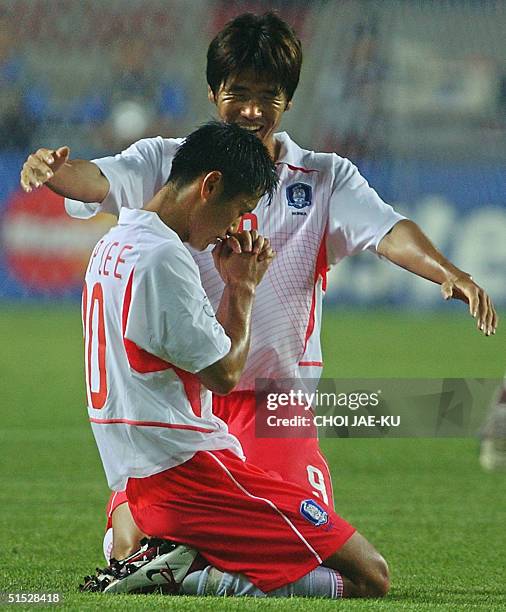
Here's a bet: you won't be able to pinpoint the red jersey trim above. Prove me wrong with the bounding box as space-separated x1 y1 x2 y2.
276 162 320 174
89 417 213 433
122 270 172 373
122 270 202 417
298 361 324 367
302 229 329 354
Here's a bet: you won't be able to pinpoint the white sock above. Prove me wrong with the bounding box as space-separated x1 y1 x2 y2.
103 528 113 563
193 565 344 598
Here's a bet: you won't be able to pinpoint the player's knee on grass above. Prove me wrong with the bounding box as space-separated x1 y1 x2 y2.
323 531 390 598
111 502 146 560
354 552 389 598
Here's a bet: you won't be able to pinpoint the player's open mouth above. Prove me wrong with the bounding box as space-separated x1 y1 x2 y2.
238 125 263 134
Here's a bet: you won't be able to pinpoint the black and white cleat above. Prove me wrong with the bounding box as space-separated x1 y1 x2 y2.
79 538 200 594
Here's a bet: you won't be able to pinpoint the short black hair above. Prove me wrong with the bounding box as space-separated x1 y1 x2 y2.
207 12 302 102
168 121 278 201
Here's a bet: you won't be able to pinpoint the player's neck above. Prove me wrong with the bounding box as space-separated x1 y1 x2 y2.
144 184 190 243
265 135 281 161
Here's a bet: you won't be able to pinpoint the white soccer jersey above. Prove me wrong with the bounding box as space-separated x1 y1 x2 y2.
83 208 243 490
68 132 405 391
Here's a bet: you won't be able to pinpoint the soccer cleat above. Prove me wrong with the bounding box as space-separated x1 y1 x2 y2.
79 537 199 594
479 401 506 472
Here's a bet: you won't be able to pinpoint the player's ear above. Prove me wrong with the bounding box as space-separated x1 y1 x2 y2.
201 171 223 202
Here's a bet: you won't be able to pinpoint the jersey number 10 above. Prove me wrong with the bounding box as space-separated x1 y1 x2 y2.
83 281 107 409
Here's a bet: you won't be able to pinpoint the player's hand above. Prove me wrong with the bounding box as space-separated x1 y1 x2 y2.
223 229 266 255
20 146 70 192
441 274 498 336
256 237 273 262
212 231 275 287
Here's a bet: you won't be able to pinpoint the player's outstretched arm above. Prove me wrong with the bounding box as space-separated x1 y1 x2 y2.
377 219 498 336
198 232 275 395
20 146 109 203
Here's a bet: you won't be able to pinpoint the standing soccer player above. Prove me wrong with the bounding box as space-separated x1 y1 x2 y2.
79 121 389 599
20 12 497 565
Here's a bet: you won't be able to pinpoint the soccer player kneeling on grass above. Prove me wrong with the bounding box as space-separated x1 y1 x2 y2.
22 13 497 570
79 122 388 598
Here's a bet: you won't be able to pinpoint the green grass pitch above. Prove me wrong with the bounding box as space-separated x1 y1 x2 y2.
1 305 504 610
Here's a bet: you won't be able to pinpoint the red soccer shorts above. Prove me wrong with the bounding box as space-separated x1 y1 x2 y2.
126 449 355 592
213 391 335 508
105 490 129 530
105 390 334 528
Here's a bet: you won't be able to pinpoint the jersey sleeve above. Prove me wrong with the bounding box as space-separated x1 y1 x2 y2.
124 244 231 374
64 137 181 219
326 155 406 266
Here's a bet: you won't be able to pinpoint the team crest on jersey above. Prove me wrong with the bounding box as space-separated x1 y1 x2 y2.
286 182 312 210
300 499 328 527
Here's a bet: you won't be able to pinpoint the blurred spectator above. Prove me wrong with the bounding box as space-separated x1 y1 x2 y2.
498 69 506 124
0 12 33 151
318 19 386 159
100 37 189 150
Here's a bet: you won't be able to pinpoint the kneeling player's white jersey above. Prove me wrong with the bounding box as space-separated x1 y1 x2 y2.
83 208 243 491
68 132 405 392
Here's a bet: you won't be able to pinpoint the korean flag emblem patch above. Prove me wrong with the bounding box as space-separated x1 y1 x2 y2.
286 182 312 210
300 499 328 527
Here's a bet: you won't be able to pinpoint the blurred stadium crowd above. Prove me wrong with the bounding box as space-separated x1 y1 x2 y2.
1 0 505 160
0 0 505 303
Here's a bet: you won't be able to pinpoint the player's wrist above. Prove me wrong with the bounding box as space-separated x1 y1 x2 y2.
442 267 472 284
226 279 257 295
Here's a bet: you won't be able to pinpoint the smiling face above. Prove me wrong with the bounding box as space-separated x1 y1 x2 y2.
210 70 291 159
